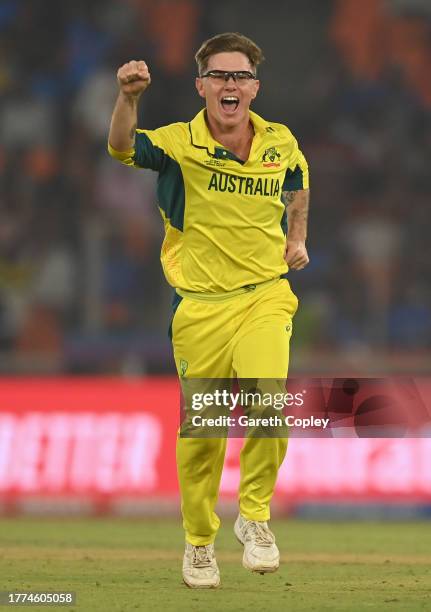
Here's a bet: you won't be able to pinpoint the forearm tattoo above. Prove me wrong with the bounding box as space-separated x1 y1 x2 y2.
282 191 296 206
282 189 310 240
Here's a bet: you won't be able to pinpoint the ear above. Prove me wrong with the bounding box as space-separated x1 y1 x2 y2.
195 77 206 99
250 79 260 100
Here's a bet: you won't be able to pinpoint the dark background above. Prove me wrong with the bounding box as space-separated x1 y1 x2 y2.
0 0 430 375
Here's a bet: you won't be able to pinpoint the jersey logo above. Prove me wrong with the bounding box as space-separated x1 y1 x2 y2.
204 158 226 167
180 359 188 377
262 146 281 168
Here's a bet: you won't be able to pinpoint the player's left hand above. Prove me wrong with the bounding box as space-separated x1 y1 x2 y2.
284 240 309 270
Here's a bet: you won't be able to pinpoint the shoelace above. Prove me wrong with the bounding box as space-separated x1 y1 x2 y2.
191 545 213 567
242 521 275 547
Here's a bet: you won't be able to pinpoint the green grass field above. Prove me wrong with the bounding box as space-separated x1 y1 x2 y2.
0 517 430 611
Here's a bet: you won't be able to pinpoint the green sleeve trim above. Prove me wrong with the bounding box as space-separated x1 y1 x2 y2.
282 164 304 191
108 133 169 171
133 132 167 171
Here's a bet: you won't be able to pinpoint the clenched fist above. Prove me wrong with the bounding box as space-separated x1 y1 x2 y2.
284 239 309 270
117 60 151 97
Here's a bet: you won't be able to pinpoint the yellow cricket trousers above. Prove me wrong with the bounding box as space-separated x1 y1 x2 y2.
171 277 298 546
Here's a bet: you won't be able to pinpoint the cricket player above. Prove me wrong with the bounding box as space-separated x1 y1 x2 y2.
108 32 309 588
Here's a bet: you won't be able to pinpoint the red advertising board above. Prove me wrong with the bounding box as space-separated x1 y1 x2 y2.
0 378 430 507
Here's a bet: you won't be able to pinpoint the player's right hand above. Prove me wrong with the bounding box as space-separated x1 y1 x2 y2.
117 60 151 97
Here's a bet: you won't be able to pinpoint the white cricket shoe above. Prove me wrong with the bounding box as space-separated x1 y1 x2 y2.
234 514 280 573
182 542 220 588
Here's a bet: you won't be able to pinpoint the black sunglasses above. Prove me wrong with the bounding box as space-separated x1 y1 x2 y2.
200 70 257 82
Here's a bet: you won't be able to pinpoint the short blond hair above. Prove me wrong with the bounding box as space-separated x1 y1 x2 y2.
195 32 265 75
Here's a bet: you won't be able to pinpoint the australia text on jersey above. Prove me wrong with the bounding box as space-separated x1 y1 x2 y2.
207 172 281 197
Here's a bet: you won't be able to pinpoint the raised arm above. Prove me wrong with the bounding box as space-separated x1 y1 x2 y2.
282 189 310 271
108 60 151 152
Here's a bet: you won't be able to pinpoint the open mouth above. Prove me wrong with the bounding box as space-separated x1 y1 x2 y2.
220 96 239 113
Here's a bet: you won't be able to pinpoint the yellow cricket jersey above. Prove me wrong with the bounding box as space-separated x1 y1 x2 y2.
108 109 309 292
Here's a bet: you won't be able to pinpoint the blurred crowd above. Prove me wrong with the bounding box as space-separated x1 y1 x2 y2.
0 0 430 374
